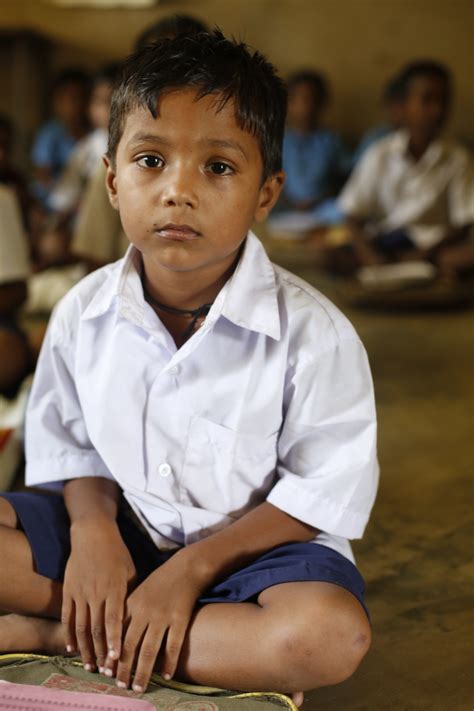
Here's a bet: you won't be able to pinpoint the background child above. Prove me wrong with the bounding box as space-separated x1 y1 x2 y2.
31 69 90 210
276 70 349 226
339 60 474 278
0 31 377 704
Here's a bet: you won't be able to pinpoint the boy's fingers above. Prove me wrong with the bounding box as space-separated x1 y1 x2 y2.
115 620 146 690
61 595 76 653
105 593 125 663
75 603 95 671
161 623 187 681
131 626 164 693
90 601 107 670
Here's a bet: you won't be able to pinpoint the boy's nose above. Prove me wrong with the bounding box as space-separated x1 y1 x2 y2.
160 169 198 209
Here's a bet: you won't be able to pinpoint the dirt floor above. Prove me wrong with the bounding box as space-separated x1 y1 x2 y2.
284 263 474 711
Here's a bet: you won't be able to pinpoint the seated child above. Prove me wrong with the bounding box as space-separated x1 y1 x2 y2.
0 186 31 397
276 70 349 226
49 64 120 216
0 32 378 704
31 69 90 210
352 74 405 166
339 60 474 278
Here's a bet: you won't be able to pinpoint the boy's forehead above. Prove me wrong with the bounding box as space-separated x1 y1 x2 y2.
120 89 261 156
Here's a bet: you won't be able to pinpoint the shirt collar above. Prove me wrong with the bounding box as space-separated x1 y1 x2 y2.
81 231 281 341
391 129 445 165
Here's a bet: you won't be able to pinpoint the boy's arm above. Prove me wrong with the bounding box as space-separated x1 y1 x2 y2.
62 477 137 672
175 501 316 588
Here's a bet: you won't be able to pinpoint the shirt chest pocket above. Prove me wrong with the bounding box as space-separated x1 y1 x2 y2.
181 415 279 517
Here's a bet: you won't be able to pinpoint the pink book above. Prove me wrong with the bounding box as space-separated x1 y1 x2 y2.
0 679 156 710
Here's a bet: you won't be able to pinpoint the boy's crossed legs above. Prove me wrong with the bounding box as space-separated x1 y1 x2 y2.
0 497 371 700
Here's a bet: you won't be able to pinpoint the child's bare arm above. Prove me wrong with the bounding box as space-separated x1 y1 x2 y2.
63 477 136 671
107 501 316 691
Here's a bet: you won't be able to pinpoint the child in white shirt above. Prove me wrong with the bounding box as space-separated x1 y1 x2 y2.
339 61 474 279
0 31 378 703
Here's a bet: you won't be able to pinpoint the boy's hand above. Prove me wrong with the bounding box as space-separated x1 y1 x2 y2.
106 550 206 693
62 518 136 672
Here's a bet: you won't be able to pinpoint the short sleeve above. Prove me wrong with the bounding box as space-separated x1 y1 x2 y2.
25 313 114 488
448 151 474 227
338 145 381 220
31 124 56 168
0 186 30 284
267 338 379 539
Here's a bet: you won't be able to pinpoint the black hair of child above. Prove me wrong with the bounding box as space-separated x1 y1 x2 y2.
107 29 288 181
92 63 122 89
135 14 209 50
287 70 330 107
397 60 452 98
52 68 90 93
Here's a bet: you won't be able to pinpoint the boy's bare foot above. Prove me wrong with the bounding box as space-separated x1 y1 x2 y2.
0 613 66 655
291 691 304 707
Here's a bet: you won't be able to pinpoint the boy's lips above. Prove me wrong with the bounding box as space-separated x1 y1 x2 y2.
155 224 200 241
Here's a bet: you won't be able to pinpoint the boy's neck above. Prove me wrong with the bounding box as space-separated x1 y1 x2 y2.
407 130 438 161
141 247 242 312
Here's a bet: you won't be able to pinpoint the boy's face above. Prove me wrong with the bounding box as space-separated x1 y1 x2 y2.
105 89 283 280
403 75 450 140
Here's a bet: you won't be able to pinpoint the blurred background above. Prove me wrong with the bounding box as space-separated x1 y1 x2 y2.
0 2 473 710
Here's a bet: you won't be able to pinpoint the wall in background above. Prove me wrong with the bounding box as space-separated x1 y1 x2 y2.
0 0 473 148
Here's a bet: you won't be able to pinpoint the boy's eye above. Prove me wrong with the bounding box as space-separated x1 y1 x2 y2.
137 155 163 169
208 162 234 176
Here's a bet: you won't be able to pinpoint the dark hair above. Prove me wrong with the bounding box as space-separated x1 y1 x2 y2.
93 63 121 89
107 29 287 179
52 68 90 93
135 14 208 50
382 74 405 103
287 70 330 106
397 60 452 98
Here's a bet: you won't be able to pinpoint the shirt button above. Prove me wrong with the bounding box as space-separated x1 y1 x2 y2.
169 365 179 375
158 462 172 477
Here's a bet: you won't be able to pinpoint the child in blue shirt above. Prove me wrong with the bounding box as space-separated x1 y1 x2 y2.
0 32 377 703
277 70 349 225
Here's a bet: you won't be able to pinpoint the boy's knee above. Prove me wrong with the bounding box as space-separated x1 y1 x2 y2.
0 498 18 529
272 598 371 689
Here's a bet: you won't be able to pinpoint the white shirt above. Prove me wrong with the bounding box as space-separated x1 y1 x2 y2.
0 185 30 285
339 130 474 249
25 232 379 564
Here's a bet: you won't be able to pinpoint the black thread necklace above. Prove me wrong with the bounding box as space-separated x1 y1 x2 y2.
142 276 213 340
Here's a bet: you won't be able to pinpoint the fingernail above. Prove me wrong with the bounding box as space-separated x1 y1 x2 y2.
66 645 73 653
84 663 92 672
133 684 143 693
163 673 171 680
107 649 117 659
99 667 105 674
105 668 113 678
116 680 127 689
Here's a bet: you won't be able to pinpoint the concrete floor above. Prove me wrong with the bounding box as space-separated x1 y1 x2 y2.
285 264 474 711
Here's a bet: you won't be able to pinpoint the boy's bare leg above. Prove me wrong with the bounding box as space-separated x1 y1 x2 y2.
0 498 370 696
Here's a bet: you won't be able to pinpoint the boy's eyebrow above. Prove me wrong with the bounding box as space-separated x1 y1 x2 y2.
204 138 248 160
127 132 172 148
127 132 248 161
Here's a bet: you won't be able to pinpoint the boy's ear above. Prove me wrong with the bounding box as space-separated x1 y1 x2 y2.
254 171 285 222
102 155 119 211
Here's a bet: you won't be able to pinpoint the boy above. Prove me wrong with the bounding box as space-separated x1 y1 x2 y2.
0 32 378 703
339 61 474 277
31 69 90 209
275 70 349 225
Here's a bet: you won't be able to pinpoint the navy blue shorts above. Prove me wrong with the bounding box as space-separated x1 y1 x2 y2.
374 228 415 254
1 491 369 619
